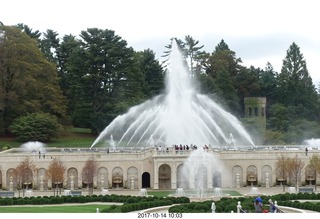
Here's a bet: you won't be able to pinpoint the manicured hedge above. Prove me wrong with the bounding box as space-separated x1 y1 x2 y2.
169 192 320 213
0 193 190 213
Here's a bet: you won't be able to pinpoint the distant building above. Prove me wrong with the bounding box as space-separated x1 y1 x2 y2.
244 97 267 145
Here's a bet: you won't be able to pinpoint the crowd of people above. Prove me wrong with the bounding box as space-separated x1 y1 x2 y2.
154 144 211 153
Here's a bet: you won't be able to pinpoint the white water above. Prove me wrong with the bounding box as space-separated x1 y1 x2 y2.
90 40 254 149
20 141 46 152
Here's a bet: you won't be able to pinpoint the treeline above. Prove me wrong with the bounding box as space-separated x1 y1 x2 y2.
0 23 320 144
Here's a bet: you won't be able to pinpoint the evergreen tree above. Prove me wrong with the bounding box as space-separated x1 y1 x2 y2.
276 42 319 120
204 40 242 115
135 49 165 98
184 35 204 77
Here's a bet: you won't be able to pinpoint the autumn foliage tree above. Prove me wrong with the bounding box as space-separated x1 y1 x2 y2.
13 157 37 197
308 154 320 191
46 157 65 196
276 155 290 192
287 155 305 192
81 157 97 195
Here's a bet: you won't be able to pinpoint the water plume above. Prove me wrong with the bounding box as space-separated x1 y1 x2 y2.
90 40 254 149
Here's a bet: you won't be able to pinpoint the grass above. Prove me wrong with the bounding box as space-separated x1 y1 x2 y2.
148 190 174 197
0 204 111 213
0 127 98 149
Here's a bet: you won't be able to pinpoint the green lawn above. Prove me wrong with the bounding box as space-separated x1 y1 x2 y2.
0 204 111 213
0 127 98 149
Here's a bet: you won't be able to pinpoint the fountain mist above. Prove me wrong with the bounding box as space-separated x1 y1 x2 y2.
90 40 254 149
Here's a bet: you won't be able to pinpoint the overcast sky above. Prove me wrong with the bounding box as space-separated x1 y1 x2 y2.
2 0 320 85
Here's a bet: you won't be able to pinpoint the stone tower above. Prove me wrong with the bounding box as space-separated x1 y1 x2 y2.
243 97 267 145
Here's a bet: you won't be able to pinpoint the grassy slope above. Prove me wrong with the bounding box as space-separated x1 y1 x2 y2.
0 127 98 149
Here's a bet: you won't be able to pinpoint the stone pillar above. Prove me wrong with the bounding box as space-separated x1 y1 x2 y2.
154 162 159 189
171 162 177 189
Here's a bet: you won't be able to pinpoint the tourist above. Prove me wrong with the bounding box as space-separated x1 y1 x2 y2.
268 199 276 213
254 199 263 213
305 147 308 156
255 195 262 204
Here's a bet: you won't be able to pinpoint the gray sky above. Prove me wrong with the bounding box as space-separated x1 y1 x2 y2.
2 0 320 85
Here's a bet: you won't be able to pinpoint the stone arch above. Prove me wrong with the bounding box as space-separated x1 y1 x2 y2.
142 172 151 188
158 164 171 189
247 165 258 186
37 168 48 190
127 166 138 189
6 169 15 191
67 167 78 189
305 165 315 185
176 164 188 189
97 167 108 189
112 167 123 188
261 165 272 187
232 165 243 187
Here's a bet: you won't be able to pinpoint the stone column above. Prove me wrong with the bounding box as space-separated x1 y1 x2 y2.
171 162 177 189
154 162 159 189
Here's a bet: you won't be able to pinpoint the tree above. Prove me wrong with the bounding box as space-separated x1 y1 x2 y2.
287 155 304 192
64 28 140 133
0 25 67 135
15 23 41 40
204 40 242 115
81 157 97 195
134 49 165 98
39 29 60 64
275 155 290 192
161 38 186 68
184 35 204 77
308 154 320 191
9 113 62 142
46 157 65 196
13 157 37 197
276 42 320 121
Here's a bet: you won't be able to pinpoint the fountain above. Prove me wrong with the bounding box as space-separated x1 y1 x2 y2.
287 187 296 193
139 188 148 197
90 39 254 150
213 187 223 197
101 189 110 195
20 141 46 152
175 188 186 197
244 187 264 197
304 138 320 150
